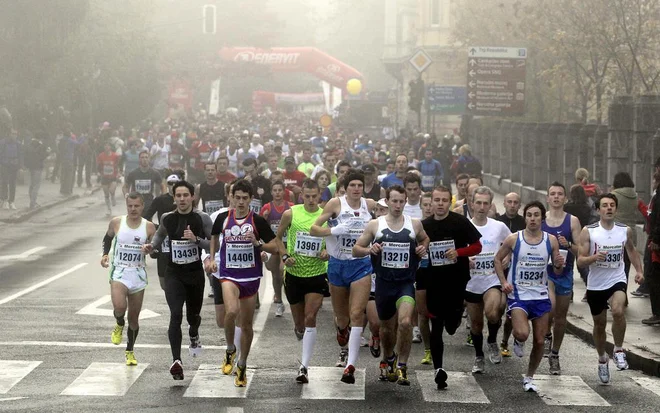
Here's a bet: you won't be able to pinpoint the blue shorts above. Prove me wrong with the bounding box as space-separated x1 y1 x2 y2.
507 298 551 320
327 256 372 288
375 277 416 321
548 272 574 296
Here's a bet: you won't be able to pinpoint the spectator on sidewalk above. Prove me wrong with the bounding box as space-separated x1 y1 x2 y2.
58 127 77 196
0 129 23 209
575 168 601 198
23 135 49 209
645 170 660 325
611 172 646 282
74 131 93 189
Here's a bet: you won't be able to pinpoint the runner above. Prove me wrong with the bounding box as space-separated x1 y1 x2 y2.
362 163 384 201
101 193 156 366
465 186 511 374
243 157 272 214
310 169 378 384
275 179 330 383
195 162 227 215
381 154 408 189
494 201 565 392
123 150 164 212
353 185 429 386
418 149 443 192
403 173 423 219
577 193 644 384
97 142 121 217
419 185 482 390
453 182 479 219
260 180 293 317
208 179 279 387
143 180 213 380
541 182 582 375
451 173 470 209
417 192 434 365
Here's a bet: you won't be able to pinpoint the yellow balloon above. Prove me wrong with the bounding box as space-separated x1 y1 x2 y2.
346 78 362 96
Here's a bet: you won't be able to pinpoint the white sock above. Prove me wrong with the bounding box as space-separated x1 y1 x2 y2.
302 327 317 368
347 326 363 367
234 327 242 358
614 346 623 353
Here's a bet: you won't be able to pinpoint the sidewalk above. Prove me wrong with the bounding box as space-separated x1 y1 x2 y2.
0 170 100 223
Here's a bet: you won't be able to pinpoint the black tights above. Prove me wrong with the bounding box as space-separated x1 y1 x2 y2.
429 305 463 370
164 270 205 361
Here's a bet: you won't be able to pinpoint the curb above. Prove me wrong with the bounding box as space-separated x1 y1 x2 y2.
566 311 660 377
0 187 102 224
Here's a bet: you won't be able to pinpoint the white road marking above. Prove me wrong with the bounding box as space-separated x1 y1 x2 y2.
533 375 610 406
0 247 46 262
301 367 365 400
0 340 227 350
76 295 160 319
251 268 274 347
184 364 253 398
632 376 660 397
417 371 490 404
0 263 88 305
0 397 28 402
226 408 244 413
0 361 41 394
61 362 148 396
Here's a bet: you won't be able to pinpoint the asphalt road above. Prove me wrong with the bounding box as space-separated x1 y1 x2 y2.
0 194 659 412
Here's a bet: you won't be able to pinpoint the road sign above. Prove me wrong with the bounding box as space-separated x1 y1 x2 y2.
409 49 433 73
427 86 466 115
466 46 527 116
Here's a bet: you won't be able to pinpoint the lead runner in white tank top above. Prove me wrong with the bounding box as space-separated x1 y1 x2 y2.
325 195 372 260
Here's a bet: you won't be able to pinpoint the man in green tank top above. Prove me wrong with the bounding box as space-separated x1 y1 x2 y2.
276 179 330 384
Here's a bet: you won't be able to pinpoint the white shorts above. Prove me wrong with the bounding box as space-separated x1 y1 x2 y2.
110 267 147 294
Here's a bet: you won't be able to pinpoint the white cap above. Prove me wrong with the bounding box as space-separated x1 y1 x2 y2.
377 198 388 208
253 133 261 138
166 174 181 183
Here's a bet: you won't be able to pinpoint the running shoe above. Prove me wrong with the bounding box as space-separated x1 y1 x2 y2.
598 360 610 384
207 290 214 298
379 355 397 382
221 349 237 375
396 365 410 386
549 354 561 375
523 376 538 392
170 360 184 380
435 368 448 390
341 364 356 384
360 335 369 347
336 326 350 347
642 315 660 325
296 365 309 384
235 364 247 387
465 332 474 347
471 357 485 374
335 348 348 367
488 342 502 364
111 196 116 206
111 324 124 345
500 344 512 357
412 327 422 343
631 288 650 298
275 302 285 317
613 350 629 370
543 335 552 358
8 202 16 210
370 336 381 358
513 339 525 358
421 349 433 365
294 328 305 341
125 351 137 366
189 335 202 358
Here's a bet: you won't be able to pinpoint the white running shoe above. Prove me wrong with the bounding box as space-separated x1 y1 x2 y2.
613 350 629 370
523 376 538 392
471 357 485 374
360 336 369 347
488 342 502 364
275 302 285 317
412 326 422 343
8 202 16 210
598 360 611 384
335 348 348 367
188 336 202 358
513 339 525 358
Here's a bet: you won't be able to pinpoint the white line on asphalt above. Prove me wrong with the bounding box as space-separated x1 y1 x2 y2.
0 340 228 350
251 268 274 347
0 246 47 262
302 367 366 400
0 361 42 394
632 376 660 397
0 263 88 305
532 375 610 406
0 397 28 402
184 364 253 398
417 371 490 404
226 408 244 413
76 295 160 319
61 362 148 396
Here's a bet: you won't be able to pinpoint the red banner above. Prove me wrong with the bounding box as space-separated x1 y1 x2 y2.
252 91 325 111
167 78 193 113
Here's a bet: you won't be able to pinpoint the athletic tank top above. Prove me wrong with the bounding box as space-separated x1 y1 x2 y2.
403 201 423 219
219 209 263 282
372 215 418 282
542 213 575 277
199 181 225 214
586 222 628 291
266 202 290 241
507 231 552 301
286 204 327 277
226 148 239 175
111 216 147 271
363 183 381 201
467 218 511 294
326 196 372 260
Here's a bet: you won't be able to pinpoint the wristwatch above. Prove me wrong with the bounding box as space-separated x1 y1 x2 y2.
282 254 290 262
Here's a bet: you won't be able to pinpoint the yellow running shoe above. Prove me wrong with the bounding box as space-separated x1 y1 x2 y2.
396 366 410 386
111 324 124 345
500 345 512 358
221 349 237 375
125 351 137 366
235 364 247 387
421 349 433 365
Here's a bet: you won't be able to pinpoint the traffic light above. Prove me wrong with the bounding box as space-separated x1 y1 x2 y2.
408 79 424 113
203 5 216 34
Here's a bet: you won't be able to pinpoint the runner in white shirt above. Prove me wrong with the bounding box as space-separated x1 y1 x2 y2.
150 133 170 172
403 173 423 220
577 193 644 384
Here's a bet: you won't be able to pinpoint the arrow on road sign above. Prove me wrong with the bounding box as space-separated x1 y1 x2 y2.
469 81 477 88
470 48 477 55
469 70 476 77
469 59 477 67
468 103 476 110
468 92 476 99
77 295 160 319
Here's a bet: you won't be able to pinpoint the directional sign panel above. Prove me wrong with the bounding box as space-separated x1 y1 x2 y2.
466 46 527 116
427 86 466 115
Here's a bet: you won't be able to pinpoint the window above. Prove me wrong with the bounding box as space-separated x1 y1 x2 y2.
430 0 441 26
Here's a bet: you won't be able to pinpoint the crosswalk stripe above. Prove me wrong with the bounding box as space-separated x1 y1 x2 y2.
301 367 365 400
0 360 42 394
532 375 610 406
631 376 660 397
60 362 148 396
417 371 490 404
183 364 253 398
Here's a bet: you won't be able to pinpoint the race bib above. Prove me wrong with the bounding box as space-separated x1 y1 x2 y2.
421 175 434 189
419 252 429 268
249 199 262 214
225 243 255 268
135 179 151 194
200 151 210 161
339 229 362 255
170 154 183 163
595 244 623 269
103 164 114 176
381 242 410 269
205 200 223 214
429 240 456 266
472 251 496 276
516 255 546 287
189 158 196 168
171 240 199 264
284 179 297 187
270 223 287 242
294 232 323 257
114 243 145 268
